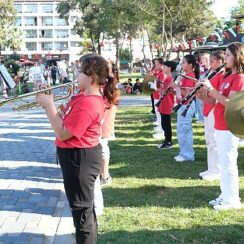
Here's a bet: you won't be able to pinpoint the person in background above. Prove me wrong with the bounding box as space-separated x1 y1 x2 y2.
150 58 158 114
157 61 176 149
57 60 68 93
194 52 210 124
123 78 133 94
68 68 74 83
29 61 44 90
199 42 244 210
38 61 45 75
133 78 142 94
171 54 200 162
43 66 50 85
51 64 57 85
152 58 165 140
198 50 225 181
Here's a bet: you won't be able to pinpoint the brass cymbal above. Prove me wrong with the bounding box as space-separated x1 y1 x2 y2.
141 74 155 94
225 90 244 138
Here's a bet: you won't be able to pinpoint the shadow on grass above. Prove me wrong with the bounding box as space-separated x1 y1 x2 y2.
98 225 244 244
102 184 243 209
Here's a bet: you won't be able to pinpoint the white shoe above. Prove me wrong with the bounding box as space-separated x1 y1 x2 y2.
174 155 181 160
153 133 164 140
209 195 223 206
202 173 220 181
175 155 194 162
213 200 242 211
154 126 161 132
199 170 210 177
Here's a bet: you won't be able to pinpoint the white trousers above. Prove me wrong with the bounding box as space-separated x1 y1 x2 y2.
100 138 110 161
154 99 162 131
204 110 219 174
94 177 104 216
215 130 240 204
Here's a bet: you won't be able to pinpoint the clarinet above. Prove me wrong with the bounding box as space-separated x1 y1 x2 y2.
181 97 195 117
180 69 211 117
155 70 182 108
155 86 171 107
172 63 225 113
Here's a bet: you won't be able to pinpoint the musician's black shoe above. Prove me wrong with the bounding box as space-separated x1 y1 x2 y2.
158 142 172 149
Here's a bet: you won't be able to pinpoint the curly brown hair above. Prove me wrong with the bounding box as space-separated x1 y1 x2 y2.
79 54 119 105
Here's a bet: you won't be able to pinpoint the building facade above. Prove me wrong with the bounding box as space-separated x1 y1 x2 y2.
1 0 153 65
2 0 82 63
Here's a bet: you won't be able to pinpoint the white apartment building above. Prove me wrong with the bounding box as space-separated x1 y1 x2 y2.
1 0 153 64
2 0 82 63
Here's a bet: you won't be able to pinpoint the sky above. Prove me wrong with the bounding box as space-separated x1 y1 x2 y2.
211 0 239 19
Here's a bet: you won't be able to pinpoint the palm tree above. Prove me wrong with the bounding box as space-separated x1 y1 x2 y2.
6 27 24 53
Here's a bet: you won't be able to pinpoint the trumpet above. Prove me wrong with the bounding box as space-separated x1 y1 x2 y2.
172 63 225 113
0 81 76 111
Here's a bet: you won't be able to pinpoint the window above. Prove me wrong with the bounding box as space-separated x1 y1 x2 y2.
41 42 53 51
55 17 68 26
71 41 79 47
55 42 68 50
40 30 53 38
25 30 37 38
26 42 37 51
70 16 77 24
71 29 77 36
24 17 37 26
25 4 37 13
15 18 22 26
42 17 53 26
41 4 53 13
15 4 22 13
55 30 69 38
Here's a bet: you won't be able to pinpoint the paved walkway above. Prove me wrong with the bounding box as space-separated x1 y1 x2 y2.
0 95 149 244
0 104 75 244
119 95 151 106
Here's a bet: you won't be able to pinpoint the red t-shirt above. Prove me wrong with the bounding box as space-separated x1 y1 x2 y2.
214 73 244 130
203 72 223 116
153 70 165 99
55 93 105 148
178 72 195 104
158 76 174 114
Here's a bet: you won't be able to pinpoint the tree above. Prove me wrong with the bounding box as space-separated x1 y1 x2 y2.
0 0 16 53
231 0 244 15
6 28 24 52
58 1 106 54
58 0 142 69
129 0 217 57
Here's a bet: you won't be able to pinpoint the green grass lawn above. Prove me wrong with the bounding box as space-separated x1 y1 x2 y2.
98 106 244 244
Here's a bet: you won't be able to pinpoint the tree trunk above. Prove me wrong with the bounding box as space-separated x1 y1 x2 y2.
160 3 165 58
141 26 150 72
97 39 101 55
128 37 133 73
145 28 154 60
90 33 97 53
163 30 169 59
115 35 120 70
